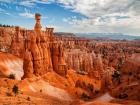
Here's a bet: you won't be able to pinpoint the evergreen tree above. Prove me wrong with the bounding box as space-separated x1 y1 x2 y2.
12 85 19 96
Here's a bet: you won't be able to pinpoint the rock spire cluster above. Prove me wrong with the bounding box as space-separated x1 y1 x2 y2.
11 13 68 78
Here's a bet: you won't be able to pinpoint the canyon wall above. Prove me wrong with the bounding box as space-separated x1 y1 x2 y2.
55 34 140 92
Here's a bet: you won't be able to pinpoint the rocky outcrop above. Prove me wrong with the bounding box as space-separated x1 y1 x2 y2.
52 42 68 76
23 14 51 77
0 27 14 52
15 13 68 78
65 50 104 79
55 34 140 93
10 26 24 58
23 50 34 78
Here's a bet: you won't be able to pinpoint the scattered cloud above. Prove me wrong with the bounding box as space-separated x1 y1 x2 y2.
19 1 36 7
19 12 47 19
34 0 55 4
63 13 137 27
56 0 140 17
19 12 34 18
60 0 140 35
0 0 140 35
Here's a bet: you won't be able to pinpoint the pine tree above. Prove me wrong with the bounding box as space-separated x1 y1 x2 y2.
12 85 19 96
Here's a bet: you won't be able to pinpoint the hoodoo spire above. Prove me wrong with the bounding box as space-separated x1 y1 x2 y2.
34 13 42 31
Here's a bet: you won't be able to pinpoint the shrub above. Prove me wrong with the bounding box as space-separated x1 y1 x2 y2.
118 93 128 99
87 84 94 92
112 70 121 78
27 97 31 101
81 93 91 101
95 90 100 94
12 85 19 96
8 74 15 79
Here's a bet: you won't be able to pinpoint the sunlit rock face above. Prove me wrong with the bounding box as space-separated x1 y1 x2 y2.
110 53 140 101
23 50 34 78
10 26 24 58
52 42 68 77
65 49 103 79
0 27 14 52
55 34 140 93
0 52 23 80
8 13 68 78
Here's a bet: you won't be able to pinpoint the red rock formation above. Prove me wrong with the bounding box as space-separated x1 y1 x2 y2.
10 26 24 58
40 32 50 72
57 43 68 76
46 28 54 41
30 32 44 76
65 50 103 79
22 13 68 78
52 42 66 76
34 13 42 32
23 50 34 78
0 27 14 52
45 27 54 70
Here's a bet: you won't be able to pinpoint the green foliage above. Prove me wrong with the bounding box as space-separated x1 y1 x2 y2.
95 89 100 94
8 74 15 79
0 24 14 27
12 85 19 96
112 70 121 78
81 92 91 101
118 93 128 99
87 83 94 92
112 70 122 85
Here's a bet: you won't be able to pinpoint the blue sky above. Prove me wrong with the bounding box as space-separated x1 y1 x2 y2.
0 0 140 36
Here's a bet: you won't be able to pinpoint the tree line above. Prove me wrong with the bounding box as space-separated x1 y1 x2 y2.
0 24 14 27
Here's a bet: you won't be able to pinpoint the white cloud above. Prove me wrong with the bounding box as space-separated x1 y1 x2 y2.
19 12 34 18
19 1 35 7
62 14 140 35
34 0 55 4
60 0 140 35
16 0 55 7
19 12 48 19
0 0 140 35
56 0 140 18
